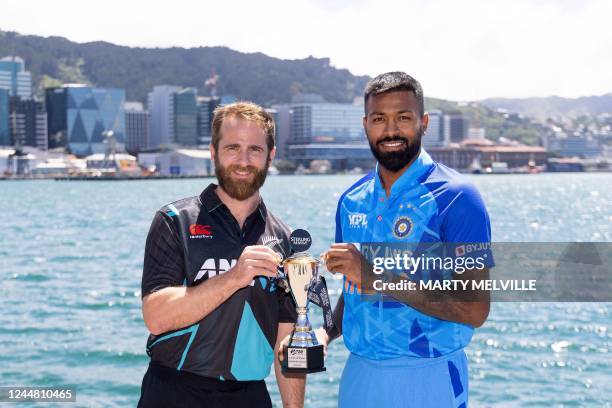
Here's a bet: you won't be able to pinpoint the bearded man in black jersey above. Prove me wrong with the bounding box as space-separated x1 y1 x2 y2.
138 102 304 408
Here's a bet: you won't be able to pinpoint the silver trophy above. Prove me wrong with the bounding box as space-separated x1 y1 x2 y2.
281 252 326 373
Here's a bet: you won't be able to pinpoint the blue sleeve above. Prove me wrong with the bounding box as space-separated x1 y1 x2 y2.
441 181 491 243
335 197 343 243
440 181 494 268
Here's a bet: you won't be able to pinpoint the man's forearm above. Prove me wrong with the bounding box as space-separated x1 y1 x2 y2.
142 272 241 335
376 270 490 328
275 322 306 408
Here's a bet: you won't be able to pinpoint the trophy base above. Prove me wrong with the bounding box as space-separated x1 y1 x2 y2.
282 344 326 374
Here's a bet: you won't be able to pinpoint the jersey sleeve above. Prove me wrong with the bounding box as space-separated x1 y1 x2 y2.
440 181 494 268
141 211 185 298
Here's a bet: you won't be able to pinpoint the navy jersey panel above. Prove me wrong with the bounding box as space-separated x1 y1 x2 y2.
141 184 296 380
337 149 493 360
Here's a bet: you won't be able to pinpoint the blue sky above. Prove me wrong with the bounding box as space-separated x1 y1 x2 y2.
1 0 610 101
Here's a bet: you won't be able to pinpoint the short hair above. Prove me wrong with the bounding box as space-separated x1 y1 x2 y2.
211 101 275 151
364 72 424 116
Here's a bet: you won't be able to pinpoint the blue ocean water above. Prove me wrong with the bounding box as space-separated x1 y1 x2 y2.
0 173 610 407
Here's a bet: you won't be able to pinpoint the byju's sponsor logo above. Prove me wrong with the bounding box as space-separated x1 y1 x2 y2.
189 224 213 239
348 212 368 228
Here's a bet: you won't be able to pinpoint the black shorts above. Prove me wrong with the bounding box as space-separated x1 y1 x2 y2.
138 363 272 408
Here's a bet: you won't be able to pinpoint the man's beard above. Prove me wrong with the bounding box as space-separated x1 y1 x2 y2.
214 157 270 201
368 126 423 172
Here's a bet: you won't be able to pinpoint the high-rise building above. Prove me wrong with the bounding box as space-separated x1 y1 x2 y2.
147 85 180 148
173 88 198 146
423 109 445 147
45 85 126 156
197 96 220 145
287 101 374 170
443 112 469 143
9 97 48 150
270 104 291 159
0 56 32 98
124 102 149 153
0 89 9 146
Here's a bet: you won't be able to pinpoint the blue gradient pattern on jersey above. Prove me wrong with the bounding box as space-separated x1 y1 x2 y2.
336 149 493 360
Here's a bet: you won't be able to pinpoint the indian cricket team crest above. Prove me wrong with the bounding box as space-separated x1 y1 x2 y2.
392 216 413 239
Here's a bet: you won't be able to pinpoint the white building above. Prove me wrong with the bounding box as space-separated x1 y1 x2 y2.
138 148 212 176
147 85 180 148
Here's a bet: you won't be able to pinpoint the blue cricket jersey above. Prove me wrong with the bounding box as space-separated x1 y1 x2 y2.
336 149 493 360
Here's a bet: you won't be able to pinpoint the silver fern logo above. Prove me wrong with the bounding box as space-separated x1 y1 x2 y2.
262 235 283 248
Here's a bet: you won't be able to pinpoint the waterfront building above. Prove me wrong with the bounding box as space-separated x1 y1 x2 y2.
443 112 469 143
197 96 220 145
124 102 149 153
287 100 374 170
551 135 602 158
138 147 212 176
147 85 181 148
270 104 291 159
428 140 547 170
0 89 9 146
0 56 32 98
45 85 126 156
9 97 48 150
422 109 445 147
174 88 198 146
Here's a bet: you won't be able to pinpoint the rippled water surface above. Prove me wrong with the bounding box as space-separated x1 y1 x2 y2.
1 173 610 407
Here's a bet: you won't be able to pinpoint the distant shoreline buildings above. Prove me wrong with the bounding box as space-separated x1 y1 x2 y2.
1 54 610 177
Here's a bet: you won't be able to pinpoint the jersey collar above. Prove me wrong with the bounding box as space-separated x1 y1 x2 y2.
374 148 434 197
199 183 267 220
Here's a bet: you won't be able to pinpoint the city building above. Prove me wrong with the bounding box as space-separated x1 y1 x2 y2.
0 56 32 98
9 97 48 150
0 89 9 146
270 104 291 159
138 147 212 176
197 96 220 145
45 85 126 156
422 109 445 147
173 88 198 146
147 85 181 148
428 139 547 171
287 100 374 170
443 112 469 143
124 102 149 153
551 135 602 158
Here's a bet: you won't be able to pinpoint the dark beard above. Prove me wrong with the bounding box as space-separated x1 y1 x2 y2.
368 127 423 172
214 157 270 201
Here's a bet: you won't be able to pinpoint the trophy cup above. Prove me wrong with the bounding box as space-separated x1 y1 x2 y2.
280 230 326 373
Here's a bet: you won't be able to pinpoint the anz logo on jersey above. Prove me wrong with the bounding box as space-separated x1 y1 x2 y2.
195 258 257 286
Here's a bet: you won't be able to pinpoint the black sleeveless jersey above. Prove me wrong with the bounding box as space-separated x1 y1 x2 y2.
141 183 296 381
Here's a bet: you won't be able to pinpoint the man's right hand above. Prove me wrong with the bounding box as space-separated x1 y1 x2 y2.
228 245 281 288
277 327 329 364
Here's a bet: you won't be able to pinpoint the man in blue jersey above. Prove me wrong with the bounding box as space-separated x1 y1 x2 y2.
281 72 493 407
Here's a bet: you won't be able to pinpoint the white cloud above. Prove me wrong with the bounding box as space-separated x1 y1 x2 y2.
0 0 610 100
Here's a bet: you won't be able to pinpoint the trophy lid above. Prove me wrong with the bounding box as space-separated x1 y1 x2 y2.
283 252 319 265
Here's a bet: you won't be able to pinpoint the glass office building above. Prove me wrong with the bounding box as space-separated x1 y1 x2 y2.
174 88 198 146
0 56 32 99
46 85 125 155
288 102 374 170
0 89 9 146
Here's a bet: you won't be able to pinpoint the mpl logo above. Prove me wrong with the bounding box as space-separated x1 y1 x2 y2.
189 224 213 239
348 212 368 228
